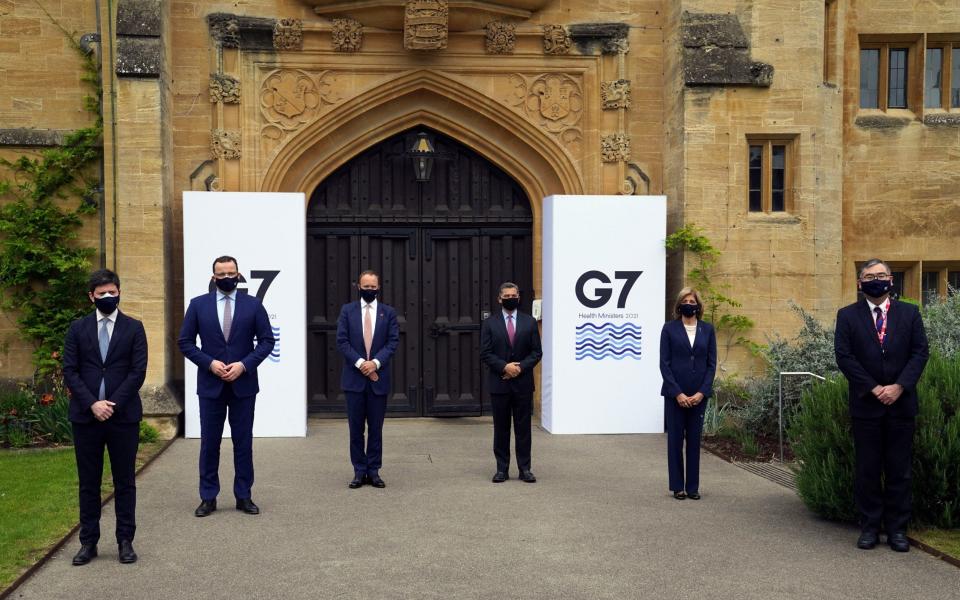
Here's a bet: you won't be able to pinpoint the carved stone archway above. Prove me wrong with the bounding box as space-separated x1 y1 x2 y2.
259 69 583 289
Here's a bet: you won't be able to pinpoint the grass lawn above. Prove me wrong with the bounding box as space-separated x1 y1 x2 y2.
911 528 960 560
0 442 165 591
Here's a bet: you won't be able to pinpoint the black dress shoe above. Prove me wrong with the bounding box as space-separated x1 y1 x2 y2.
194 499 217 518
349 475 365 489
492 471 509 483
687 492 701 500
672 491 687 500
519 470 536 483
887 532 910 552
118 540 137 564
71 544 97 566
236 498 260 515
369 474 386 488
856 530 878 549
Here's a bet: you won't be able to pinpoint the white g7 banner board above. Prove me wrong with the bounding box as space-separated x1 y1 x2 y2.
182 192 306 438
541 195 667 434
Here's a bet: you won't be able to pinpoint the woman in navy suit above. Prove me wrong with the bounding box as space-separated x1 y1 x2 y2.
659 287 717 500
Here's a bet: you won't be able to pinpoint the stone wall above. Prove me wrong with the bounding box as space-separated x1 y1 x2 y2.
841 0 960 302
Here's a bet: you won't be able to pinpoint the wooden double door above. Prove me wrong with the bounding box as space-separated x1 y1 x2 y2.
306 129 533 417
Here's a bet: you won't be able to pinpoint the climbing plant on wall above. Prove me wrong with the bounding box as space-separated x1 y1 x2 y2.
0 9 101 376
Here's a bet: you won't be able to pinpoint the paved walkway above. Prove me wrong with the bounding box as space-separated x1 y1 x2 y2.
11 418 959 599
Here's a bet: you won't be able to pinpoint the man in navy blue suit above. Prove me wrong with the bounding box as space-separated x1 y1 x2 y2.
835 258 928 552
336 270 400 489
63 269 147 566
178 255 275 517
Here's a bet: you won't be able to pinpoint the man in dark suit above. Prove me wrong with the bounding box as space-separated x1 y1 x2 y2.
178 255 275 517
336 269 400 489
479 282 543 483
63 269 147 566
835 258 929 553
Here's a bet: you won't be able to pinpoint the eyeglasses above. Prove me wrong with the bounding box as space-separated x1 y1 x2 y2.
860 274 892 282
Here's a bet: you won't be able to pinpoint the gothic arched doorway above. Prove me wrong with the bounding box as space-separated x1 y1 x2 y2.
306 128 534 417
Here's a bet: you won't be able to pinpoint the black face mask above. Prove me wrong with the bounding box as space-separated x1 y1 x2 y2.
94 294 120 315
679 303 699 318
360 288 379 303
215 276 239 293
501 297 520 311
860 279 892 299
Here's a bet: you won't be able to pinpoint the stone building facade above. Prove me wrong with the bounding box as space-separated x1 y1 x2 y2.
1 0 958 433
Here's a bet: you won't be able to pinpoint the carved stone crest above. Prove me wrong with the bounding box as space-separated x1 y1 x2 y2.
508 74 583 134
603 36 629 55
332 18 363 52
209 73 240 104
273 18 303 51
212 129 241 159
404 0 448 51
260 70 322 129
543 25 571 55
601 79 631 110
485 22 516 54
601 134 630 162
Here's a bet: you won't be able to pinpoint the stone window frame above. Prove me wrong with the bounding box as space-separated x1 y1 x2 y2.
858 35 923 114
745 134 798 216
923 37 960 111
823 0 839 85
919 262 960 305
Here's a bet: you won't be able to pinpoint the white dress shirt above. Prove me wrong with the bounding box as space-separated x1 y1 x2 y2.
354 299 381 369
216 288 237 334
96 308 117 341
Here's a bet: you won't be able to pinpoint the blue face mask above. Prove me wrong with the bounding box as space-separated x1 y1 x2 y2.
94 294 119 315
679 303 699 318
360 288 378 303
860 279 892 298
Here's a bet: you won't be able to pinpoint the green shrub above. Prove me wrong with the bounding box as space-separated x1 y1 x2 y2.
139 421 159 444
789 354 960 528
923 289 960 359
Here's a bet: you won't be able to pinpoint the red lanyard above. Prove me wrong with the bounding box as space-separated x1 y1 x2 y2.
874 299 889 345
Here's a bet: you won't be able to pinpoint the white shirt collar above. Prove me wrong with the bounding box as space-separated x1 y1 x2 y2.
362 298 378 310
217 289 236 301
96 309 118 323
866 296 890 313
502 308 517 319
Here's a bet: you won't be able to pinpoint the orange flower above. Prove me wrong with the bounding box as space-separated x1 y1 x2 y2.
40 393 55 406
51 351 60 360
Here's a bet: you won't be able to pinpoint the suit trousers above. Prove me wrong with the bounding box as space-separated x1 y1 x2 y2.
491 391 533 472
72 420 139 545
346 383 387 476
852 414 915 534
199 385 256 500
664 397 707 494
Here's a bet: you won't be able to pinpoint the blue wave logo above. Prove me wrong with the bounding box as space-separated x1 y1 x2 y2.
268 326 281 363
576 322 642 360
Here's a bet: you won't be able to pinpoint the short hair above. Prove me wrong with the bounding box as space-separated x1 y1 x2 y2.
673 287 703 318
88 269 120 293
212 255 238 273
858 258 891 279
498 282 519 296
358 270 379 285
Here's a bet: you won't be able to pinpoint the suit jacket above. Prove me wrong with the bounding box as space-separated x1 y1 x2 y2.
178 291 276 399
479 310 543 395
63 310 147 424
659 319 717 400
834 298 929 419
336 301 400 395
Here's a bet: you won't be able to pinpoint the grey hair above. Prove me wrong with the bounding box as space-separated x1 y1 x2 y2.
858 258 891 279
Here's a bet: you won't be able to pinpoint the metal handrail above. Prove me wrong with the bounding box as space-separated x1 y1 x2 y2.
778 371 826 463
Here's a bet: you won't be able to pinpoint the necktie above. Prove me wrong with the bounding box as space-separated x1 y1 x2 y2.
506 314 515 346
874 306 885 343
222 295 232 341
363 304 374 359
98 318 109 400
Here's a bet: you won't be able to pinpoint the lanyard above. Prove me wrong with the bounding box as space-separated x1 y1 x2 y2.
874 299 889 345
